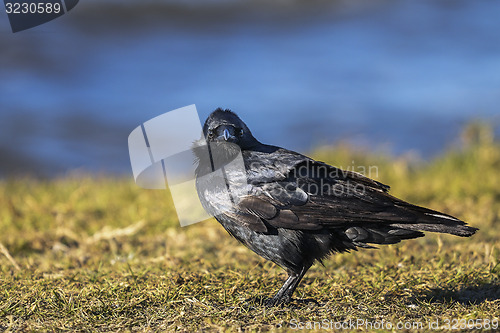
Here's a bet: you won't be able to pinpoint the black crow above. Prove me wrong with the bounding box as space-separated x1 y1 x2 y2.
193 108 477 306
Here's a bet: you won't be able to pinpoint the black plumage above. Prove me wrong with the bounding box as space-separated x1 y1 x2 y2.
193 108 477 306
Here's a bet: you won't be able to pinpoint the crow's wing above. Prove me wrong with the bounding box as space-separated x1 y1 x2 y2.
231 148 474 237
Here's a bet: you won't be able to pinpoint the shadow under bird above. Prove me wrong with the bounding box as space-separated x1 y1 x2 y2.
193 108 478 306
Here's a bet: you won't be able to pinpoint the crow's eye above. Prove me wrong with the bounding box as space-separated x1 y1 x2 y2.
238 129 244 137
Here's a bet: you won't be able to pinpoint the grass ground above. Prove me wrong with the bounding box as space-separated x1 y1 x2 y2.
1 123 499 332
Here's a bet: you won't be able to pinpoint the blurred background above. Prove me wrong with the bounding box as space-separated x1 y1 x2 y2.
1 0 499 177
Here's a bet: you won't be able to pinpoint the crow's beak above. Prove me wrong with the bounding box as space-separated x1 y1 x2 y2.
223 128 230 141
216 127 237 142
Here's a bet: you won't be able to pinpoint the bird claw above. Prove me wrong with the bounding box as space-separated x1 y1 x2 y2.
264 298 278 307
264 295 291 307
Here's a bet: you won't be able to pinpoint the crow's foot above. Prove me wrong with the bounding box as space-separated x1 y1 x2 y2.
264 295 291 307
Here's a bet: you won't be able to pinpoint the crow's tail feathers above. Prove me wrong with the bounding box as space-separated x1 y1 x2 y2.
389 202 478 237
390 213 478 237
344 204 477 248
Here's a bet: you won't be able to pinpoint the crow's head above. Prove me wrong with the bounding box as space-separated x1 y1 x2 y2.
202 108 258 149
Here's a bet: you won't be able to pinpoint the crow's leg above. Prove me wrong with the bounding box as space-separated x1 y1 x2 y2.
265 265 311 306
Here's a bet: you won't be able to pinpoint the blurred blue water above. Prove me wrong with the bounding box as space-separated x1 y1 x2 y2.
1 0 499 176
